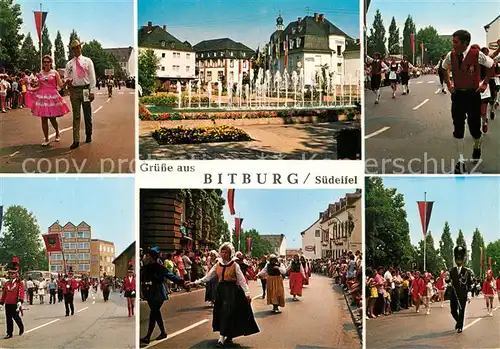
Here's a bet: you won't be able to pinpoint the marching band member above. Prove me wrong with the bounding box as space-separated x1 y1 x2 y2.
482 269 495 316
62 266 79 316
0 257 24 339
435 271 447 307
411 271 425 313
121 261 136 317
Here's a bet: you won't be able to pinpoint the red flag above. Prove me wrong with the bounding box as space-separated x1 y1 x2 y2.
227 189 235 215
488 257 492 270
235 217 243 240
420 42 424 52
43 233 62 252
246 237 251 254
417 201 434 237
410 34 415 55
34 11 48 43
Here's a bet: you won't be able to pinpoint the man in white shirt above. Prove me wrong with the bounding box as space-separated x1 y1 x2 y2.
64 40 96 149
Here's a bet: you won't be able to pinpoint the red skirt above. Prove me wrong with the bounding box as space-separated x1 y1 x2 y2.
289 271 303 296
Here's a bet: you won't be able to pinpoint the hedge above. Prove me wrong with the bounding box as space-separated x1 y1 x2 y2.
152 125 252 145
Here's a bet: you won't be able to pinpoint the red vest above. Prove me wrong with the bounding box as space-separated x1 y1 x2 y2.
451 49 480 89
371 60 381 75
62 279 79 295
0 279 25 304
400 61 409 72
122 276 135 292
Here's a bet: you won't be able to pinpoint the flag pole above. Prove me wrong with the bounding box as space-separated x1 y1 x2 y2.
424 191 427 272
39 3 43 71
238 211 241 252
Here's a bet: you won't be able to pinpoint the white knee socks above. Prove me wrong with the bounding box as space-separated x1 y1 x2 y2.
455 138 465 162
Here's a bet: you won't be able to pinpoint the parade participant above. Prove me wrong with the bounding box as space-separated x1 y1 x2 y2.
188 242 259 348
442 30 495 173
25 55 70 146
388 57 400 99
62 266 79 316
482 269 495 316
57 274 64 302
26 277 35 305
300 256 310 286
235 251 254 283
257 254 286 313
497 272 500 302
121 261 136 317
141 247 186 344
487 39 500 120
479 47 493 133
80 275 90 302
38 278 47 304
448 246 473 333
0 257 24 339
205 250 219 306
435 271 447 307
411 271 425 313
366 53 389 104
106 75 114 97
436 55 447 93
100 273 111 302
287 254 306 301
258 256 267 299
422 273 433 315
48 278 57 304
400 55 413 95
64 40 96 149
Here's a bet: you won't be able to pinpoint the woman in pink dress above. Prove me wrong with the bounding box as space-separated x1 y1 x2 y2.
26 55 70 146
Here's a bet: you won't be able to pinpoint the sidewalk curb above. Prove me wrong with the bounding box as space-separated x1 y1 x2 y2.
337 284 362 342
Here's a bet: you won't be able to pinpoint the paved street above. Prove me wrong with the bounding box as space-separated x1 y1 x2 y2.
366 297 500 349
140 274 360 349
0 290 135 349
364 75 499 174
0 88 135 173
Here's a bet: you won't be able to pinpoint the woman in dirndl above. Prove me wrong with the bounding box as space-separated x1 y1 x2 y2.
388 56 400 99
287 254 306 300
204 250 219 307
300 256 310 286
189 242 259 348
121 261 136 317
257 254 286 313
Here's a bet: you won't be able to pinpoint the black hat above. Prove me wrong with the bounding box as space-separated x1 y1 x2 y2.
68 266 74 274
128 260 134 271
8 256 20 273
454 246 466 260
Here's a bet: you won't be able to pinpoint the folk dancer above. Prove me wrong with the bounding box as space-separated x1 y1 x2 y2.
448 245 473 333
257 256 267 299
366 53 388 104
477 46 494 134
62 266 79 316
235 252 255 282
435 271 447 307
487 39 500 119
0 257 24 339
141 247 187 344
388 57 400 99
482 269 495 316
300 256 310 286
442 30 495 174
436 55 447 93
287 254 306 301
64 40 96 149
188 243 259 348
257 254 286 313
205 250 219 306
400 55 413 95
121 261 136 317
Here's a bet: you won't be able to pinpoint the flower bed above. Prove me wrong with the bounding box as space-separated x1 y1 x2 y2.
152 125 252 145
140 95 209 107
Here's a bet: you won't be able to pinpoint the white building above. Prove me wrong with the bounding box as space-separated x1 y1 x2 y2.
485 15 500 51
103 47 136 78
138 22 196 86
261 234 287 257
300 216 323 260
193 38 255 84
269 13 359 86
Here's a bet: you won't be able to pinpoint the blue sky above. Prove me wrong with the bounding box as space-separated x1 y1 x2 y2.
18 0 134 53
222 189 360 249
366 0 493 47
138 0 360 51
380 177 500 249
0 177 135 255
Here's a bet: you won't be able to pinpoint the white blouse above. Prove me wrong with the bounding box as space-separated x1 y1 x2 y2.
194 259 250 297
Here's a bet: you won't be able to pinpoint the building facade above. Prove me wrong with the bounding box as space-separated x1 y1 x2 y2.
103 47 136 77
113 242 135 278
300 216 323 260
485 15 500 51
47 221 92 275
269 13 357 86
193 38 255 84
261 234 287 257
90 239 116 278
138 22 196 87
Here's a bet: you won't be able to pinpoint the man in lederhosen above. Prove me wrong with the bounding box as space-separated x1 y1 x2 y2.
366 53 388 104
0 257 25 339
436 54 447 94
448 246 473 333
400 55 413 95
442 29 495 174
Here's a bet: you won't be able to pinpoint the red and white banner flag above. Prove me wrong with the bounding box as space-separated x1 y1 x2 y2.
417 201 434 237
410 34 415 55
235 217 243 240
227 189 235 215
34 11 48 43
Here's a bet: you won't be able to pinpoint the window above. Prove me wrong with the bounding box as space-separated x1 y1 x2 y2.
64 232 75 238
161 66 165 71
78 264 90 271
186 66 190 72
230 52 234 57
78 253 90 260
160 41 166 47
315 230 320 238
230 60 234 68
337 45 342 56
161 53 166 58
50 253 63 261
51 265 63 272
64 243 76 250
243 61 247 68
77 231 89 239
230 71 234 79
77 242 90 249
186 53 190 59
207 71 212 78
66 254 75 260
91 255 97 262
337 63 342 73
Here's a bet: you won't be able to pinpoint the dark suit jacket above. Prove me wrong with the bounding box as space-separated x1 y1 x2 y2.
449 266 473 299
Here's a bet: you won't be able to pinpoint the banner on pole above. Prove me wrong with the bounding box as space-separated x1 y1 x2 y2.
34 11 48 42
246 237 251 254
227 189 235 215
410 34 415 55
488 257 492 270
420 42 424 53
43 233 63 252
235 217 243 240
417 201 434 237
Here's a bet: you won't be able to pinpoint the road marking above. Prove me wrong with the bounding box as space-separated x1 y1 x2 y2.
435 88 441 94
252 294 263 300
462 305 499 331
417 81 423 84
129 92 135 94
94 106 103 113
25 319 60 334
92 301 95 304
49 126 73 139
106 98 111 103
77 306 89 313
427 81 435 84
174 288 205 297
144 319 210 348
365 126 390 139
9 151 20 157
413 99 429 110
118 92 124 95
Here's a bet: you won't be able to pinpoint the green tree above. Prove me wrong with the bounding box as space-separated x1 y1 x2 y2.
439 222 454 270
417 232 442 274
67 30 80 60
415 26 446 64
18 33 39 71
0 206 48 271
485 240 500 276
365 177 413 270
402 15 416 62
81 40 124 79
456 229 466 248
387 17 400 54
54 31 66 68
0 0 24 67
367 9 386 57
138 49 159 95
41 26 52 58
233 228 273 257
106 51 126 79
470 228 485 276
